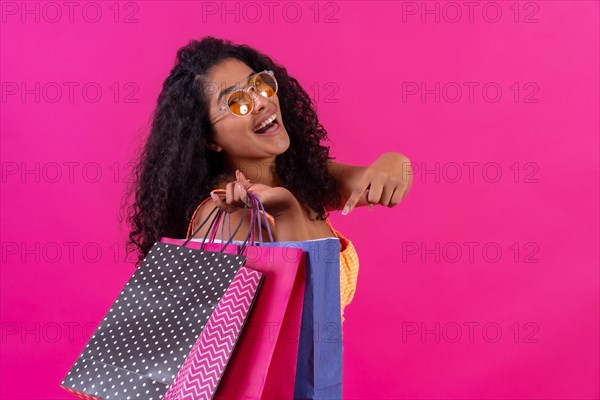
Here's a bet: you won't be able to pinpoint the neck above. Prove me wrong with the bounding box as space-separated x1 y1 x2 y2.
216 157 327 221
217 157 281 188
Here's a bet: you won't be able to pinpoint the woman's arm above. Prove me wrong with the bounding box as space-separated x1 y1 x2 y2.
327 152 413 215
326 161 369 211
201 170 314 242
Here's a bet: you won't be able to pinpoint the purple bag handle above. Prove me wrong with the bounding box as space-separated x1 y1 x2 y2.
206 194 253 241
255 194 274 243
246 193 274 244
207 196 256 244
209 204 233 244
182 194 254 256
207 192 274 246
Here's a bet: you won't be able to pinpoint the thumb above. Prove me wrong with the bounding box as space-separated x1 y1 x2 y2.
236 169 253 189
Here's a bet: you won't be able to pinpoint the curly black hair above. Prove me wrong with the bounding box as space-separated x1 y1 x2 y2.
120 36 342 267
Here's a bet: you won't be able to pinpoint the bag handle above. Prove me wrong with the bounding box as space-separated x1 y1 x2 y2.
205 190 274 246
260 196 274 242
254 193 274 243
212 191 275 246
181 193 255 256
205 192 256 245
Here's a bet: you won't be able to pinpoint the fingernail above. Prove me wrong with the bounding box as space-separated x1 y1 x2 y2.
210 192 217 200
342 206 350 215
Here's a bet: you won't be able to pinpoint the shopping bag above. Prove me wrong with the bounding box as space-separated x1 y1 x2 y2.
162 191 306 399
261 237 343 399
61 196 258 400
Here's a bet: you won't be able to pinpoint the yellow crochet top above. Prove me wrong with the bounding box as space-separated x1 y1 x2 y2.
186 190 359 323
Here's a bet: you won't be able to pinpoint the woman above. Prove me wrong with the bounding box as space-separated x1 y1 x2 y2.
122 36 412 322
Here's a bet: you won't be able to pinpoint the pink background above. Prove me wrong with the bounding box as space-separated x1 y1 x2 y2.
1 1 598 399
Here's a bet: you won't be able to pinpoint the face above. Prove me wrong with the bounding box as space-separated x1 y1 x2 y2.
204 58 290 164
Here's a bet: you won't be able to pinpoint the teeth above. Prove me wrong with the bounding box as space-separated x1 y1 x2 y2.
253 113 277 132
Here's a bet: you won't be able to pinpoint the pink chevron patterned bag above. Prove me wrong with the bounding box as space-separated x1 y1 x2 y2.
162 265 263 399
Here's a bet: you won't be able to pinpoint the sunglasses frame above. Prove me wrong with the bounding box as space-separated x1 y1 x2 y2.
211 70 278 124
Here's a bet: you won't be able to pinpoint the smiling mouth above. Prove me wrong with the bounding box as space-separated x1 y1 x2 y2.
253 114 279 134
254 120 279 134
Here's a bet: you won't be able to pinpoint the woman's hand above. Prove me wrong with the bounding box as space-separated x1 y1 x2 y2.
209 170 300 218
208 170 314 241
342 152 413 215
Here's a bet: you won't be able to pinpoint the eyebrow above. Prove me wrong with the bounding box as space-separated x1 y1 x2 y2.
217 71 256 102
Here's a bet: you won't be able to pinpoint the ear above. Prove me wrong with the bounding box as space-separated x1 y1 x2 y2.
206 141 223 152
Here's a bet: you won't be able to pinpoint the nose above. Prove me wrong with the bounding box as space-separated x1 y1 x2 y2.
249 87 272 114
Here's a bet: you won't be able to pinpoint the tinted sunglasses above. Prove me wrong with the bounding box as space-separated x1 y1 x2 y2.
211 70 278 123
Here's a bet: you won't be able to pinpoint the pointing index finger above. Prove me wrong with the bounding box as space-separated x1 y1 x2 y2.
343 181 370 215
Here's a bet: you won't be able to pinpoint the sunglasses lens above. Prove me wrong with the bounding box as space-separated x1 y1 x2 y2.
253 72 277 97
223 72 278 117
227 92 253 116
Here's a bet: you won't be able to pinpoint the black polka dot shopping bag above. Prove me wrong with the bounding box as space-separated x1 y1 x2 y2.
60 194 265 400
